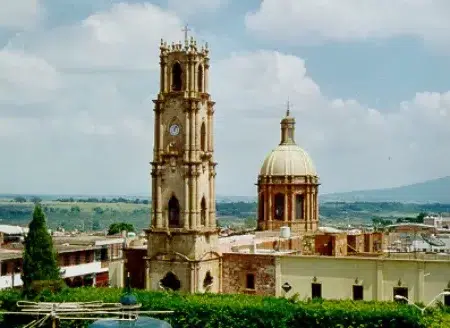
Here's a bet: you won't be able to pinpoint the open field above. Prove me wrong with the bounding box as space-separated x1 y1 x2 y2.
1 199 450 233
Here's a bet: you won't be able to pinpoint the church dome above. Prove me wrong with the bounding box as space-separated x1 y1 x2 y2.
259 108 317 177
260 144 317 177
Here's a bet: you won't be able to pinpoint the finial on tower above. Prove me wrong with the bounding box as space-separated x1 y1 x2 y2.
286 98 292 117
182 24 191 46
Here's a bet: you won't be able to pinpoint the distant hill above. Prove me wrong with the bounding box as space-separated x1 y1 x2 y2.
320 176 450 203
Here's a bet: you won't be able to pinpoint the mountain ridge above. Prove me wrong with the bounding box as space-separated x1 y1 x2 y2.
320 176 450 203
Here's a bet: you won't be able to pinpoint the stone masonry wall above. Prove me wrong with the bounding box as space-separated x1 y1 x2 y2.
222 253 276 296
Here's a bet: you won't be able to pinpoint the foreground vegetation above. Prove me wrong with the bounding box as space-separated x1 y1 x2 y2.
1 197 450 232
0 288 448 328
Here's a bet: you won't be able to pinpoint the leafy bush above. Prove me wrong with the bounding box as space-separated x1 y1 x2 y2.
0 288 449 328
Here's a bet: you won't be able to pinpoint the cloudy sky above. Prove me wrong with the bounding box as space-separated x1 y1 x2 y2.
1 0 450 197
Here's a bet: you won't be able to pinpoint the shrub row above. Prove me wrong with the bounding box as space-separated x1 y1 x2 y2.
0 288 448 328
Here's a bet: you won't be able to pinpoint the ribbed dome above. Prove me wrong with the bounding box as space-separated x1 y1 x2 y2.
260 144 317 177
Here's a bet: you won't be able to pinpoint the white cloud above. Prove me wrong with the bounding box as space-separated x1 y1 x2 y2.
245 0 450 47
0 50 60 106
212 51 450 194
0 2 449 196
0 0 42 29
167 0 227 18
5 3 184 71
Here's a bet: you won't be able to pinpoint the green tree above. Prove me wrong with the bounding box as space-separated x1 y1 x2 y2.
244 216 257 229
22 204 61 293
108 222 135 235
13 196 27 203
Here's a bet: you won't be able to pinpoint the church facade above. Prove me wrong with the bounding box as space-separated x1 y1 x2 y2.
136 37 450 306
145 38 221 294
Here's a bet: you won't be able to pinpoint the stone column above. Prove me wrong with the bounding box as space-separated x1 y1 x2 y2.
416 261 425 303
190 105 195 162
194 106 199 158
184 109 190 162
211 173 216 227
308 187 313 231
263 185 268 222
145 260 151 290
162 61 168 92
209 172 214 227
190 60 195 97
184 172 190 229
204 63 209 93
218 258 223 293
375 261 383 301
195 171 200 227
190 168 197 230
209 104 214 153
190 263 196 293
274 257 282 297
156 173 163 228
283 187 288 222
267 185 273 230
184 60 190 92
291 191 296 221
151 173 156 228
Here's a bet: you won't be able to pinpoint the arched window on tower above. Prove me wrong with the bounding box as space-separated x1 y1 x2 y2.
197 64 204 92
203 271 213 290
201 196 207 226
160 272 181 291
200 122 206 151
172 62 182 91
295 194 304 220
259 194 265 222
274 193 284 220
168 195 181 227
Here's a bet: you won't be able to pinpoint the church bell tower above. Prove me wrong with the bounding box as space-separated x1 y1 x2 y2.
145 34 221 293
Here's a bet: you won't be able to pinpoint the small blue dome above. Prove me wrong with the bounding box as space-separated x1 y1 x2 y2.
89 317 172 328
120 293 138 306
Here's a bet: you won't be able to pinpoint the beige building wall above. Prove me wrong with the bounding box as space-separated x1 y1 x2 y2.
277 255 450 304
108 260 125 288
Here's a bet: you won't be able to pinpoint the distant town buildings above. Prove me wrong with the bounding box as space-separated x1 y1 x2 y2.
0 226 125 289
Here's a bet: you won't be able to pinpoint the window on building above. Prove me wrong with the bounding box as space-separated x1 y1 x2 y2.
246 273 255 290
259 194 265 222
393 287 408 303
197 64 204 92
168 195 181 227
1 262 8 276
100 246 109 261
63 255 70 266
295 194 304 220
311 283 322 299
200 122 206 151
444 290 450 306
203 271 213 289
353 285 364 301
274 193 284 220
160 272 181 291
95 250 102 262
171 62 182 91
75 252 81 265
201 197 207 226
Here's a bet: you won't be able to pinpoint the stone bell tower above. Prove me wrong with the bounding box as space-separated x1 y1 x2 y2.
145 34 221 294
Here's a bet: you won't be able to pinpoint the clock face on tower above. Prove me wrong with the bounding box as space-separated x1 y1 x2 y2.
169 124 180 136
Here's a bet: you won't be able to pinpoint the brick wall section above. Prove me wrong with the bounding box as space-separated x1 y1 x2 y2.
124 248 147 289
222 253 276 296
315 234 347 256
347 234 365 253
